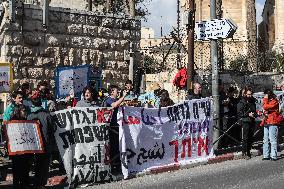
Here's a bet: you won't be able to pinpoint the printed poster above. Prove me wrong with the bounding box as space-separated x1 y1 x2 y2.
55 65 90 98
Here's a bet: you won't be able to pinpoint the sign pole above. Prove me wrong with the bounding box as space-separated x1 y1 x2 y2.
187 0 195 94
210 0 220 149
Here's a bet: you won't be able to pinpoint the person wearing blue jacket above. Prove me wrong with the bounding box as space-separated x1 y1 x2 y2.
3 90 30 121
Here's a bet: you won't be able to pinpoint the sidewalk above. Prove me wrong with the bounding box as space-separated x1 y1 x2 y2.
131 144 284 180
1 144 284 188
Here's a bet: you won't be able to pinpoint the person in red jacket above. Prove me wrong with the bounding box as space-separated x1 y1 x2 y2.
262 89 282 161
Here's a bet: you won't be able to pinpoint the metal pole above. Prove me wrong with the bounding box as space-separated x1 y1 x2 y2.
43 0 49 27
9 0 15 23
88 0 92 11
177 0 181 69
129 42 134 81
211 0 220 149
106 0 111 13
187 0 195 93
129 0 135 17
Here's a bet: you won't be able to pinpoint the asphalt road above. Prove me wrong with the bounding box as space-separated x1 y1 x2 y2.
87 155 284 189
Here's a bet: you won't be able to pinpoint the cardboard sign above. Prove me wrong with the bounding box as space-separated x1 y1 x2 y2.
0 63 13 93
4 120 44 155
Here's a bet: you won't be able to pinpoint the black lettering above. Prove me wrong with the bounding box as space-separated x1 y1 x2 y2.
184 102 191 119
173 106 180 122
83 126 94 143
81 110 91 124
193 102 199 119
72 110 81 125
92 126 108 141
167 107 174 122
54 113 68 128
59 132 71 149
73 128 84 143
87 108 97 123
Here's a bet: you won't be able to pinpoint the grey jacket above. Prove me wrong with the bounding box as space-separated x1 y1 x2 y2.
76 99 98 107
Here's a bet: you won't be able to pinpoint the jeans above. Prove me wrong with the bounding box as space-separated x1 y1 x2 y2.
263 125 278 159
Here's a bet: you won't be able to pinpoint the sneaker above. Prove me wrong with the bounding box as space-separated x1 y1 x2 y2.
270 158 277 161
262 157 270 160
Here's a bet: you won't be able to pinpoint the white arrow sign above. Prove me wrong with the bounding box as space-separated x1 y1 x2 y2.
195 19 237 41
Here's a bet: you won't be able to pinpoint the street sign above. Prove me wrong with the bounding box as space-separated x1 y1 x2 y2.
195 19 237 40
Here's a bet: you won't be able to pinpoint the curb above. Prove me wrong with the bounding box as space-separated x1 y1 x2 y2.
132 149 263 179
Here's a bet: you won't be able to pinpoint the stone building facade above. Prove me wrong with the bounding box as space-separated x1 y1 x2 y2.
0 1 141 89
258 0 284 52
181 0 250 69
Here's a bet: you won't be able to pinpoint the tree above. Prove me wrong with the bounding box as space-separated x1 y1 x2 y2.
246 0 257 72
143 54 160 74
91 0 151 19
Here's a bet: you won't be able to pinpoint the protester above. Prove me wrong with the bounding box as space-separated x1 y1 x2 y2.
186 82 203 100
105 85 129 174
27 93 54 189
3 90 30 121
3 91 31 189
19 81 33 108
35 81 56 112
261 89 282 161
76 86 98 107
225 87 241 146
159 89 174 107
138 82 161 108
237 86 257 159
65 89 77 108
105 85 129 108
123 80 137 101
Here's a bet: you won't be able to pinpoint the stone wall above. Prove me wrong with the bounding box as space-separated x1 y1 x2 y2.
0 2 141 89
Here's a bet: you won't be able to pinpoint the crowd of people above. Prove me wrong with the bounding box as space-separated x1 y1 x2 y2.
0 79 176 189
1 79 283 188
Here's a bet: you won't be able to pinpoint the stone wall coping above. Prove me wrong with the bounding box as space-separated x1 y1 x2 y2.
16 2 140 21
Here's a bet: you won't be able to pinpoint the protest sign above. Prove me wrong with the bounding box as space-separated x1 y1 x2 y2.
52 107 113 187
55 65 90 98
0 63 13 93
4 120 44 155
118 98 214 179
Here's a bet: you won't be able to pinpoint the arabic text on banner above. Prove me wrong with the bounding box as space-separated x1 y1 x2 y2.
52 107 113 186
118 98 214 179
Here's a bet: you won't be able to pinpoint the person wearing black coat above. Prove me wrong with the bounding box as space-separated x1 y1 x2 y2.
27 95 55 189
237 86 257 159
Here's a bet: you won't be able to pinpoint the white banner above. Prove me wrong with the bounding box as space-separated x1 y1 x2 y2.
118 98 214 178
52 107 113 186
5 120 44 155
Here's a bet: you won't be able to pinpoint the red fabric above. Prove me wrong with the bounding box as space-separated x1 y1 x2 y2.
72 98 77 107
47 176 67 186
262 98 282 125
31 90 40 100
173 67 188 89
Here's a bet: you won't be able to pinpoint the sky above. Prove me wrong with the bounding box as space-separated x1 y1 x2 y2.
142 0 267 37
